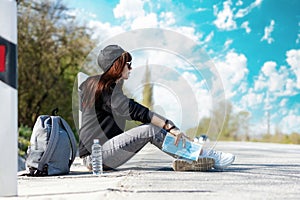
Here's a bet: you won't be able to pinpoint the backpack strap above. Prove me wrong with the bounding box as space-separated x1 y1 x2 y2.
59 117 77 167
37 116 60 172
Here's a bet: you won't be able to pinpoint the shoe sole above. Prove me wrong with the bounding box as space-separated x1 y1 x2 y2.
172 158 215 171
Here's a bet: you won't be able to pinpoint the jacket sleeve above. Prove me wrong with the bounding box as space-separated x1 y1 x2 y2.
108 88 153 124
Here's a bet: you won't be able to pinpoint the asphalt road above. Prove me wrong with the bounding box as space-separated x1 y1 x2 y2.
3 141 300 200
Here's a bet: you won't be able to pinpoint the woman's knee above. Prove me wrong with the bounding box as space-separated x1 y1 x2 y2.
126 124 162 139
139 124 162 136
138 124 167 145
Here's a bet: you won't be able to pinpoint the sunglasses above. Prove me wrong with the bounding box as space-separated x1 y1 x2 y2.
126 62 132 70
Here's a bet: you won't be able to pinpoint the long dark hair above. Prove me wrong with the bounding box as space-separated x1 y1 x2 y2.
81 52 132 109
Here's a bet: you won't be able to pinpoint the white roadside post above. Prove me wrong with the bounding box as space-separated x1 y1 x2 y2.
78 72 89 129
0 0 18 197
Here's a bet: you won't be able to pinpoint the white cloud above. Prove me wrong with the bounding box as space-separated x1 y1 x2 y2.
111 0 202 43
296 22 300 43
159 12 176 26
286 49 300 68
224 39 233 50
280 110 300 134
240 88 263 108
279 99 288 107
182 71 212 117
152 75 211 132
261 20 275 44
258 62 283 92
87 20 125 41
268 72 285 92
277 106 288 117
213 0 237 31
172 26 202 43
261 61 276 76
131 13 158 29
241 21 251 33
253 0 263 7
286 49 300 88
66 8 96 19
296 34 300 44
236 0 243 6
113 0 145 20
254 74 265 91
214 50 248 98
203 31 214 43
65 8 98 27
239 81 248 94
285 79 295 94
195 8 207 12
254 58 299 96
213 0 261 32
235 0 263 18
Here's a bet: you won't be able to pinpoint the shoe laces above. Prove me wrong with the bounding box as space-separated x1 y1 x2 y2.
207 149 222 161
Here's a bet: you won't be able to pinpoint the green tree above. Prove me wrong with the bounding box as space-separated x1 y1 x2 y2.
186 117 210 138
212 100 237 140
236 111 250 141
289 132 300 144
196 101 250 141
142 60 153 109
18 0 94 128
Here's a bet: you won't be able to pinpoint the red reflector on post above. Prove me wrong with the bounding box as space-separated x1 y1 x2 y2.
0 45 6 72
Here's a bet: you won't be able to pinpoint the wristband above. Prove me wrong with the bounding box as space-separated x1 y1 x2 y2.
163 119 177 132
166 125 176 132
163 119 169 130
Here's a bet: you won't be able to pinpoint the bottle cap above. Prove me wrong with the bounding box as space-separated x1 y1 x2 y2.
93 139 99 144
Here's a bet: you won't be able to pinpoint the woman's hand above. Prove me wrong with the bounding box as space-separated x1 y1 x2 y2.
170 129 192 147
155 117 192 147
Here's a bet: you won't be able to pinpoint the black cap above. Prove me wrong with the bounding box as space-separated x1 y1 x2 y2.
97 45 125 73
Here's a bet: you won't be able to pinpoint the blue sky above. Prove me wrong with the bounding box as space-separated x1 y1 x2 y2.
65 0 300 135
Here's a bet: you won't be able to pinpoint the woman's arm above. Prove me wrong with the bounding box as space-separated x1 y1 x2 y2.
150 113 178 132
150 112 167 129
151 112 191 145
111 88 190 144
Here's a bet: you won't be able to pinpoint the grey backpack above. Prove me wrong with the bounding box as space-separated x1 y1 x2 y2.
25 115 77 176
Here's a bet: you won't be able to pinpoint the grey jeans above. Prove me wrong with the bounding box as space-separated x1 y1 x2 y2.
83 124 169 170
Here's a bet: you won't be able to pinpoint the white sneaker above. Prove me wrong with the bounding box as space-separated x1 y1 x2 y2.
201 149 235 170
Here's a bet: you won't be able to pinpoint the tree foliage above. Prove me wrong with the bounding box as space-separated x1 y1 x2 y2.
186 100 300 144
18 0 94 128
142 62 153 109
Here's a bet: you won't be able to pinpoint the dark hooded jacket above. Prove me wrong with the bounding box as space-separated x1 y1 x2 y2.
78 75 153 157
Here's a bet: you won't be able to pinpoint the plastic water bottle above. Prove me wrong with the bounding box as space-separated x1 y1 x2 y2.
194 134 209 143
91 139 103 175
